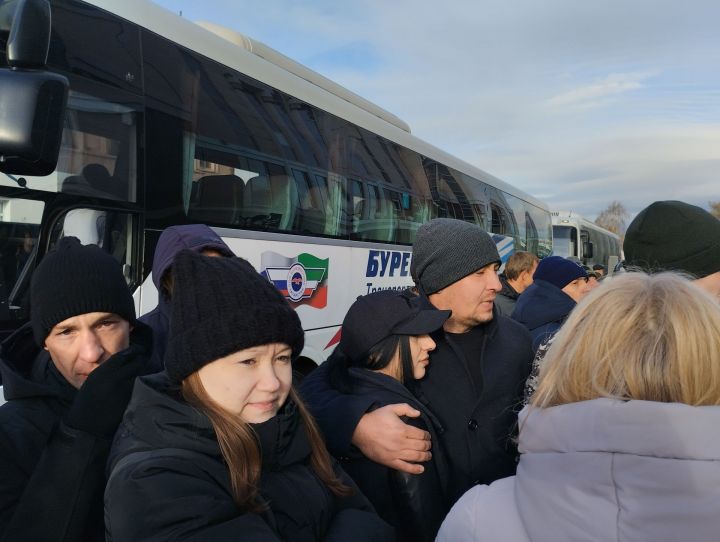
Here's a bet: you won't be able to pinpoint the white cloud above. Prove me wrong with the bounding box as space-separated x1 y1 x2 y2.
545 72 653 109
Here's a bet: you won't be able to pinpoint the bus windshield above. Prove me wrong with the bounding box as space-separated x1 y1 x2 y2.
552 225 576 258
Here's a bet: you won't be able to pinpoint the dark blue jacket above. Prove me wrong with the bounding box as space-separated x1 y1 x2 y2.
511 279 576 351
139 225 232 371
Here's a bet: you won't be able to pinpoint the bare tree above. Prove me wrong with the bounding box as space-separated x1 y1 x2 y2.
595 201 629 235
710 201 720 219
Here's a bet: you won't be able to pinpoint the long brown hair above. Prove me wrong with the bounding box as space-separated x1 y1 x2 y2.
182 373 350 511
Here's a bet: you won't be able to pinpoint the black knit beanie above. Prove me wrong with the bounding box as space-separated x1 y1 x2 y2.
624 201 720 278
30 237 135 345
411 218 501 294
164 250 304 383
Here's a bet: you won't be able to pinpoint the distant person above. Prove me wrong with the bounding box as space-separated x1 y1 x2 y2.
438 272 720 542
0 237 152 542
105 251 392 541
301 218 534 506
511 256 590 351
496 251 539 315
326 290 451 541
139 224 233 371
624 200 720 298
592 263 606 277
583 266 601 289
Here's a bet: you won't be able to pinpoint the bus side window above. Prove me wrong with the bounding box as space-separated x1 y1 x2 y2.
491 205 506 234
292 170 328 235
188 174 244 225
242 161 296 230
323 174 346 237
348 179 366 239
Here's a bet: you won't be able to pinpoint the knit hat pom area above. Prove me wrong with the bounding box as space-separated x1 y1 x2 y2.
164 250 304 383
30 236 135 345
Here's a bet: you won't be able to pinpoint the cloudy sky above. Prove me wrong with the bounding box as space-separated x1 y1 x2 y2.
153 0 719 223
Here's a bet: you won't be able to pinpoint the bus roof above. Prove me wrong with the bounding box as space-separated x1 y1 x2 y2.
91 0 547 211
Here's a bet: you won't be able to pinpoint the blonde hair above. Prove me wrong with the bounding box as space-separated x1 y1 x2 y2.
182 375 350 511
532 272 720 408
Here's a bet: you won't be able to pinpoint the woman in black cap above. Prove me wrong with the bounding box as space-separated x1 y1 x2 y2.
326 290 452 542
104 250 392 541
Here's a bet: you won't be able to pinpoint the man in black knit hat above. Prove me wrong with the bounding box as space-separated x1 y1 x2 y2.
302 218 534 505
0 237 152 542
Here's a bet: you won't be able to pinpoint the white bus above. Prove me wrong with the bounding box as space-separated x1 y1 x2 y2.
0 0 552 378
551 211 621 271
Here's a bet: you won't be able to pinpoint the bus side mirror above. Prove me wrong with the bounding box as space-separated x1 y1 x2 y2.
582 241 594 259
0 0 68 176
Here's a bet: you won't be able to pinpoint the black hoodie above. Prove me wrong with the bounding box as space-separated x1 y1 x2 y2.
105 372 392 542
0 323 151 542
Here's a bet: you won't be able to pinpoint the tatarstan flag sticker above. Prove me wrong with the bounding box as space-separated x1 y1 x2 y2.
261 252 329 308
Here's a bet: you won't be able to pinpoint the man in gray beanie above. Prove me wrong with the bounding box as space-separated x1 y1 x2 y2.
302 218 533 505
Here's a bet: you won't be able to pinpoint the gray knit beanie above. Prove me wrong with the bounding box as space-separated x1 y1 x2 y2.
411 218 501 294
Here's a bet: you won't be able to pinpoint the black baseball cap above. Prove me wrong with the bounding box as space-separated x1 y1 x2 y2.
339 290 450 363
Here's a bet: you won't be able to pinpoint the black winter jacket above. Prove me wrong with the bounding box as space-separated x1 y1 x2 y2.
0 323 151 542
105 372 393 542
511 279 576 351
301 295 533 505
495 274 520 315
337 368 450 541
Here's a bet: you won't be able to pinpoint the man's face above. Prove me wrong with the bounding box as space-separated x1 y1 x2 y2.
44 312 131 389
428 262 502 333
695 271 720 299
561 277 591 303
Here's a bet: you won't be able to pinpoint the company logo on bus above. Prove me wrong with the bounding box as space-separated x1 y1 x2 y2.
261 252 329 308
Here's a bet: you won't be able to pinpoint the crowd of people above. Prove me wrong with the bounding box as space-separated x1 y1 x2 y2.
0 199 718 541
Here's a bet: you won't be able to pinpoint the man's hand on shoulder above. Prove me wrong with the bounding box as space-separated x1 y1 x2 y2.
351 403 431 475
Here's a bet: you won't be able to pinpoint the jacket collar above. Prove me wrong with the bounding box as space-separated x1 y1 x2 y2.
499 274 520 300
0 323 76 404
253 399 311 471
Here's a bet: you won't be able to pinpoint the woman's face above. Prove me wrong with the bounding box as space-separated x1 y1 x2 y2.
407 334 436 379
197 343 293 423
